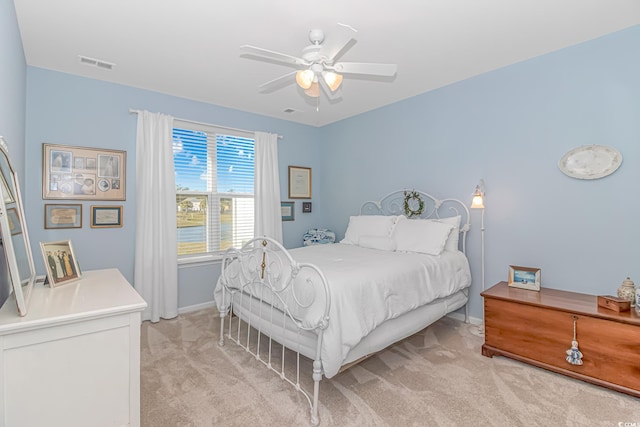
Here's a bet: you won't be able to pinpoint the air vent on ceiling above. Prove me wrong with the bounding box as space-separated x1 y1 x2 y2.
78 55 115 70
283 108 297 114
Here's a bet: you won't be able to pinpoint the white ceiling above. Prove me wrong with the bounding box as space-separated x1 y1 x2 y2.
13 0 640 127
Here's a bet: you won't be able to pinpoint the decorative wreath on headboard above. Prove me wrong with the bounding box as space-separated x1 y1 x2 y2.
403 190 424 218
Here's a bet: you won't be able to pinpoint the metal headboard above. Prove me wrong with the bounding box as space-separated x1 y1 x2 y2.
360 189 471 254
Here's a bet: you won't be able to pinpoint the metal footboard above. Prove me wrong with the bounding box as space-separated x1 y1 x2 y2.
217 237 331 426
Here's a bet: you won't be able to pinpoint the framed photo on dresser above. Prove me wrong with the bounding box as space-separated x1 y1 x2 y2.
40 240 82 287
508 265 541 291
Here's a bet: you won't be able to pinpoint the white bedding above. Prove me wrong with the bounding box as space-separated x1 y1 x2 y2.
215 242 471 378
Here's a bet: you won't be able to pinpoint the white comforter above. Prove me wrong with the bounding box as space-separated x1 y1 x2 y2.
215 243 471 378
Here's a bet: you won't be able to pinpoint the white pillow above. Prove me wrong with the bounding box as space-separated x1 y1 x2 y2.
433 215 461 252
341 215 398 245
392 216 454 255
358 235 397 251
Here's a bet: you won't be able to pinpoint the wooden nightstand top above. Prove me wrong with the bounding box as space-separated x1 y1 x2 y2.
481 281 640 326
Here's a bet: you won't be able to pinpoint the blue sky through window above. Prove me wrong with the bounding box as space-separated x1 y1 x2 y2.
173 128 254 193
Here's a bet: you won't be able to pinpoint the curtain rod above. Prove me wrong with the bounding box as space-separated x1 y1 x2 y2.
129 109 282 139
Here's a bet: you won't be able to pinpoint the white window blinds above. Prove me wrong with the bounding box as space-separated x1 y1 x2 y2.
173 120 255 257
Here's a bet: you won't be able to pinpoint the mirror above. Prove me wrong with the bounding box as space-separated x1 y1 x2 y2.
0 137 36 316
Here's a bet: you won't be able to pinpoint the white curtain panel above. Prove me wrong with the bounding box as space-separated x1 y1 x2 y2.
134 110 178 322
254 132 283 243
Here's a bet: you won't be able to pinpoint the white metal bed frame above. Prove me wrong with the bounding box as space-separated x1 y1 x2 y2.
217 189 471 426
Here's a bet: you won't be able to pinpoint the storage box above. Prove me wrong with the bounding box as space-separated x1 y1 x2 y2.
597 295 631 312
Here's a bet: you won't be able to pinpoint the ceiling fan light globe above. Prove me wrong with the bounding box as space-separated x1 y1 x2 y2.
322 71 343 91
304 82 320 97
296 69 314 89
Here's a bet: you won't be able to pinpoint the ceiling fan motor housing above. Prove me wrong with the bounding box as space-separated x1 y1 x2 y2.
301 45 323 63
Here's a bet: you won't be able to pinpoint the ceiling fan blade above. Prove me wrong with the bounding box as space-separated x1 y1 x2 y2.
240 45 307 66
257 71 297 93
333 62 397 77
319 25 357 62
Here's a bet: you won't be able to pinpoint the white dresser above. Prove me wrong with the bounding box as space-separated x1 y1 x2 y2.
0 268 147 427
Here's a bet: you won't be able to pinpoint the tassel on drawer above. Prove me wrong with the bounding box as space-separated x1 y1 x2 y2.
565 315 583 366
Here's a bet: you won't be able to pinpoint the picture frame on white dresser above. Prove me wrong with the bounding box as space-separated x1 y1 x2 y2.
40 240 82 287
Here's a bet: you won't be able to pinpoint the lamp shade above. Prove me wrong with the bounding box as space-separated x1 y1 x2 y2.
322 71 343 91
471 193 484 209
304 81 320 97
471 185 484 209
295 69 314 90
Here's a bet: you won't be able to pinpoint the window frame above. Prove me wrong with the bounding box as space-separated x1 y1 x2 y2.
173 120 255 264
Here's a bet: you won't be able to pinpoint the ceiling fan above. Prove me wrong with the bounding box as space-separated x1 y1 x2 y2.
239 24 398 98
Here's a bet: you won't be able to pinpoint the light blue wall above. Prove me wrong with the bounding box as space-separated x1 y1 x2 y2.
24 68 323 308
4 0 640 318
320 25 640 319
0 1 26 307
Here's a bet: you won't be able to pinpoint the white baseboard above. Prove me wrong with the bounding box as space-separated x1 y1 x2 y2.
178 300 216 315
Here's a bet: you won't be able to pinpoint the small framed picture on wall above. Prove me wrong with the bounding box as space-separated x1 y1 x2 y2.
44 204 82 229
288 166 311 199
90 205 123 228
281 201 295 221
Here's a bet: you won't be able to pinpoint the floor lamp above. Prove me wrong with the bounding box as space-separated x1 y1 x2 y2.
471 180 485 336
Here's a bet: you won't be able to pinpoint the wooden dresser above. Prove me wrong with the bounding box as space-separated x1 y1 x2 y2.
0 268 147 427
481 281 640 398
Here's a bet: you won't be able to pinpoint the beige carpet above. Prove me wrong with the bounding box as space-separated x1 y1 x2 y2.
141 309 640 426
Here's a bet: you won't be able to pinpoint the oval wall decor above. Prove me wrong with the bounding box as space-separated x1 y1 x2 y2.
558 145 622 180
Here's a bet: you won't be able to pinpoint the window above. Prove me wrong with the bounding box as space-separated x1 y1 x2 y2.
173 120 255 258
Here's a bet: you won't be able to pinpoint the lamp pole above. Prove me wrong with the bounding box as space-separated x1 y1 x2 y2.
478 207 485 335
470 180 485 336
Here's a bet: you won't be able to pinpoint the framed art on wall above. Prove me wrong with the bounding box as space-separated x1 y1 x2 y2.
44 204 82 229
281 201 295 221
90 205 123 228
40 240 81 287
288 166 311 199
42 143 126 200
